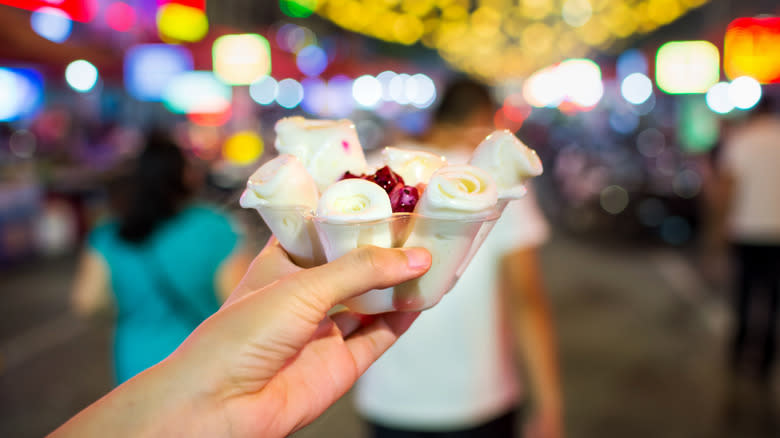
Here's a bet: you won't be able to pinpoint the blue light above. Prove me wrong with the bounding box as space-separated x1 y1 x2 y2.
616 49 648 81
65 60 98 93
125 44 193 101
276 78 303 109
30 8 72 43
0 68 44 121
296 45 328 77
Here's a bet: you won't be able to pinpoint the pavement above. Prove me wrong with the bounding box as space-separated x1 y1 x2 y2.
1 233 777 437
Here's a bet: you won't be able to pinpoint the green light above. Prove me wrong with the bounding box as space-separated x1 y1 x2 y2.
678 96 718 154
656 41 719 94
280 0 317 18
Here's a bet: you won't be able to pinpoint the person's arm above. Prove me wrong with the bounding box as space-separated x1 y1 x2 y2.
501 247 563 438
71 249 112 317
51 243 431 438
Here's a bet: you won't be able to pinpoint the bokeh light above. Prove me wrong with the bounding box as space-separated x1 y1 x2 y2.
296 45 328 77
213 34 271 85
157 3 208 42
249 76 278 105
617 49 648 80
407 73 437 108
705 82 733 114
562 0 593 28
276 78 304 108
65 60 98 93
621 72 653 105
727 76 762 110
106 2 136 32
352 75 382 108
600 185 629 215
280 0 318 19
124 44 193 101
724 17 780 83
656 41 720 94
661 216 691 245
30 7 72 43
162 71 231 114
0 68 43 121
223 131 264 165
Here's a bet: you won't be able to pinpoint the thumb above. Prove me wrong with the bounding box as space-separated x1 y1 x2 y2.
214 246 431 375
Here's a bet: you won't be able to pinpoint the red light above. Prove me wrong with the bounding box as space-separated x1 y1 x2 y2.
724 17 780 84
0 0 96 22
158 0 205 10
106 2 135 32
188 107 232 127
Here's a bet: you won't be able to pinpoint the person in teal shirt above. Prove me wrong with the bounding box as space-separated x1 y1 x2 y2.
72 132 250 384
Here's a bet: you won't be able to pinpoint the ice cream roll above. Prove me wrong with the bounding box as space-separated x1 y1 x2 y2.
274 116 368 192
396 165 499 310
469 130 542 200
314 178 395 314
381 147 447 186
239 154 323 268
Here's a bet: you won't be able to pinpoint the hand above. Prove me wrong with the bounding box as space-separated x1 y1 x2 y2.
523 408 564 438
51 242 431 438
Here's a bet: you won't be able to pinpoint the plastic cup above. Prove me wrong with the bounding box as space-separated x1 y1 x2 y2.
313 208 501 314
254 205 324 268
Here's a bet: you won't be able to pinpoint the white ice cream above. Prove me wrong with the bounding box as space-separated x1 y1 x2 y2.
275 117 368 192
395 165 499 310
415 165 498 219
381 147 447 186
315 178 395 314
469 130 543 199
239 154 323 267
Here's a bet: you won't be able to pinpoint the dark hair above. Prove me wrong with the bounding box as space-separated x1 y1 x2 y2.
118 131 191 243
433 78 494 125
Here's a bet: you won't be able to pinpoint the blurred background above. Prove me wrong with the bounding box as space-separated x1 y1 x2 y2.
1 0 779 436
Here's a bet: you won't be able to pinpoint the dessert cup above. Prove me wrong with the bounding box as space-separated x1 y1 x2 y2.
313 208 501 314
255 205 324 268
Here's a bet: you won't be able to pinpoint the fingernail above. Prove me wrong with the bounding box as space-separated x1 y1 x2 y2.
402 248 430 271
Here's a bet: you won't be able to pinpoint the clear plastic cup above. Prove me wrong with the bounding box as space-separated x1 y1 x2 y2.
252 205 324 268
313 209 501 314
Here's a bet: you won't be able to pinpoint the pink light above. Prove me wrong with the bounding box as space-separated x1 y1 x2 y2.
106 2 135 32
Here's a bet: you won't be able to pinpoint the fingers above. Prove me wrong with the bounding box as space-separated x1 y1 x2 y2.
280 246 431 315
210 246 430 384
223 237 300 307
343 311 420 374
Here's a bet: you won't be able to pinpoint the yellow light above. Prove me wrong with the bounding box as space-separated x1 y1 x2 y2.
520 0 553 20
656 41 720 94
647 0 681 26
401 0 434 16
393 14 424 44
157 4 208 43
223 131 264 165
522 23 554 55
213 34 271 86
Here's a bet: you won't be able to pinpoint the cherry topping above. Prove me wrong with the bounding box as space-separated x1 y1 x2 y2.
367 165 405 194
390 185 420 213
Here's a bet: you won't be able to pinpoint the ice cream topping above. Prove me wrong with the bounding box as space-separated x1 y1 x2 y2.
274 116 368 192
239 154 319 210
469 129 543 199
414 165 498 220
381 147 447 186
316 178 393 223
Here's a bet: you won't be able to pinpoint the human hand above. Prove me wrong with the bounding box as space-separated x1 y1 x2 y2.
51 242 431 438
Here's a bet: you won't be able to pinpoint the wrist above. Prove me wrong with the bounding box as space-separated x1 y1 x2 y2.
50 357 223 438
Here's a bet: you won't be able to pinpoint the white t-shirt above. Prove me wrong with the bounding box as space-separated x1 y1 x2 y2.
354 190 549 430
721 116 780 243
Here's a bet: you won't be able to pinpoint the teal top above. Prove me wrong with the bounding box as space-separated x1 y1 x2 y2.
88 205 240 384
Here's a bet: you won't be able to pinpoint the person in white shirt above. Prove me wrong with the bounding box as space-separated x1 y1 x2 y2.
355 79 563 437
718 97 780 382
